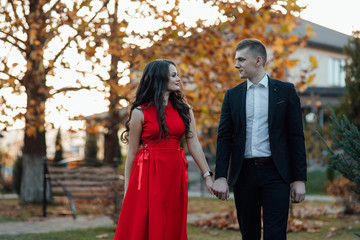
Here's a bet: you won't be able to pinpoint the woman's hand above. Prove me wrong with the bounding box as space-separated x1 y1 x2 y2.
204 176 214 195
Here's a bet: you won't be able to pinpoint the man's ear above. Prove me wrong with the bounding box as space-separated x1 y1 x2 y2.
256 56 262 67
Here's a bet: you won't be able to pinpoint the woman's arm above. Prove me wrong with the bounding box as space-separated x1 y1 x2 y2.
186 109 213 194
124 108 143 194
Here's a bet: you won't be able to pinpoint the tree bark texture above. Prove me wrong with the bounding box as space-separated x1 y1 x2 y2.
104 0 121 164
20 0 51 202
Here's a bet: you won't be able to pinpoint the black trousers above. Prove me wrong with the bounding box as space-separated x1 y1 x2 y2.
233 159 290 240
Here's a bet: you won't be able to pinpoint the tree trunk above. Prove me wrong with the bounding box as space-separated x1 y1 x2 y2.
104 125 120 165
20 0 51 202
20 153 52 202
103 0 121 165
20 92 51 202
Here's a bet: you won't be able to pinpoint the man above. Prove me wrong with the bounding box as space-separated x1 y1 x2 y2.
212 39 306 240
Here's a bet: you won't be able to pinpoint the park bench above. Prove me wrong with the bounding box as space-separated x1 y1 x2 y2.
44 160 124 220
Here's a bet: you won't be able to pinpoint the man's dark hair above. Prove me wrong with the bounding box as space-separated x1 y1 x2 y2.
236 39 267 66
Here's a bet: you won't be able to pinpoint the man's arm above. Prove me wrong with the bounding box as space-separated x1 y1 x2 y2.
213 91 233 200
287 84 307 202
215 90 234 179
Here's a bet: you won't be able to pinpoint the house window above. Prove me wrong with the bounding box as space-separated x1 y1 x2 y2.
328 58 346 87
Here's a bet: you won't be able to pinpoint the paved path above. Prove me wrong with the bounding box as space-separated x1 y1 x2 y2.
0 215 113 235
0 214 212 236
188 191 339 202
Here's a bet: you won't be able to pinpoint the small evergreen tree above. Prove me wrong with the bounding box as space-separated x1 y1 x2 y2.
84 132 100 166
53 128 63 165
12 154 23 195
319 110 360 195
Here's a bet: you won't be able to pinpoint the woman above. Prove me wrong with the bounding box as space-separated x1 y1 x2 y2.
114 59 214 240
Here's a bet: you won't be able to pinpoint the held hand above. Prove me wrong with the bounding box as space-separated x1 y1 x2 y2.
291 181 306 203
212 179 229 201
204 176 214 195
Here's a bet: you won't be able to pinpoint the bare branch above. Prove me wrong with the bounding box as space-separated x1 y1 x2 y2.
51 86 97 96
45 0 111 74
0 70 22 82
0 29 26 46
9 1 25 29
46 37 73 75
0 37 26 53
44 0 61 15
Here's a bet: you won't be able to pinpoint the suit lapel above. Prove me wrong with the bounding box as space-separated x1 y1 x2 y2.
268 77 277 129
236 82 247 128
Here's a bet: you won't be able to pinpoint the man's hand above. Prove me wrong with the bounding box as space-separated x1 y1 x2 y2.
291 181 306 203
212 178 229 201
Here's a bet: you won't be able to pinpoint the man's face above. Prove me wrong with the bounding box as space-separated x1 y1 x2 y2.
234 48 258 80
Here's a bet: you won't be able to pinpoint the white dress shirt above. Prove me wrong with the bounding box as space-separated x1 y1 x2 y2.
244 75 271 158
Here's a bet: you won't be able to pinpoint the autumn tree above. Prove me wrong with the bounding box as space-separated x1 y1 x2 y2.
79 0 190 164
0 0 109 202
89 0 133 165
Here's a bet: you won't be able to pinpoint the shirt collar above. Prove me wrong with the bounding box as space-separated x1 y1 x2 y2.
247 74 268 90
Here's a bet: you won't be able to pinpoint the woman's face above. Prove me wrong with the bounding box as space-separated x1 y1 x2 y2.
166 64 181 92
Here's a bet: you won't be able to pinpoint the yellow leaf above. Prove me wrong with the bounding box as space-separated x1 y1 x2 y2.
274 38 284 46
288 35 298 43
307 74 316 84
299 84 307 93
288 45 298 53
309 56 318 68
305 24 316 37
179 63 189 74
287 59 299 69
271 45 284 53
201 105 209 115
39 125 45 132
186 91 196 100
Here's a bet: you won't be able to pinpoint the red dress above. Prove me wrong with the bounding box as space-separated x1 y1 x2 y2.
114 103 188 240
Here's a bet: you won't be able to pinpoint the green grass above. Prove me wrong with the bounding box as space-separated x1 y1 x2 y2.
306 170 342 195
1 220 359 240
0 226 116 240
306 171 327 195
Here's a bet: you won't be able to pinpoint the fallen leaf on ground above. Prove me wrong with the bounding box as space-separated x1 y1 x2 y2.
96 233 108 238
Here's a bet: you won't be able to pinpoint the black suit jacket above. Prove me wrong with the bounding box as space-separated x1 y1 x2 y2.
215 77 307 187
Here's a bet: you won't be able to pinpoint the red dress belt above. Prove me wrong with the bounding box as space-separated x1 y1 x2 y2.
135 147 188 191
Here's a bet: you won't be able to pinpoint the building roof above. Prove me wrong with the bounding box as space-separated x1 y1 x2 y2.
299 86 346 97
295 19 351 52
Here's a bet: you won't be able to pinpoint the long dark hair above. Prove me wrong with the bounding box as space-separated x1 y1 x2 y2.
121 59 191 143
